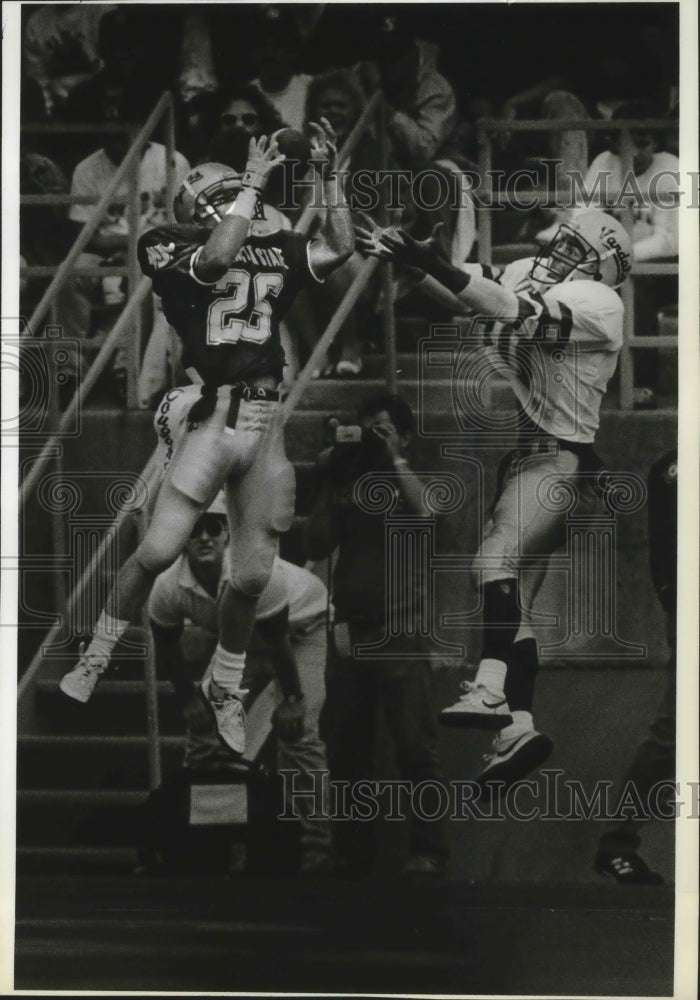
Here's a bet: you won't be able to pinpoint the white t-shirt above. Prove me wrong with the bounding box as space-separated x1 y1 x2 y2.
249 75 312 132
580 150 679 261
461 258 623 443
149 555 328 636
69 142 191 238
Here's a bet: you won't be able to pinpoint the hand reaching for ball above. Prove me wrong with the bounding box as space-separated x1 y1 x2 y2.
307 117 338 180
241 135 286 192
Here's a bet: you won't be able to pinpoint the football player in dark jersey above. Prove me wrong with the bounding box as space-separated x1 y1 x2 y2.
60 120 353 757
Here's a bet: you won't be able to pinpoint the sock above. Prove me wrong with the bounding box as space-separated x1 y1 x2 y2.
210 644 246 695
475 657 507 693
481 578 521 663
87 612 130 660
498 711 534 741
504 637 539 711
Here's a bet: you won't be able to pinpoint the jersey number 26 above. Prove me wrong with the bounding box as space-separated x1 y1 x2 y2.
207 269 283 345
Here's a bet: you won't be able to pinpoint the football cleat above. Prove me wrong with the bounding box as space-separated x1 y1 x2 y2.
594 851 664 886
59 643 109 703
439 681 513 730
473 727 554 802
200 676 247 755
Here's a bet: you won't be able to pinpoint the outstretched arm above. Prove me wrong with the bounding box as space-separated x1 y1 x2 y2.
307 118 354 280
356 218 518 319
194 136 286 282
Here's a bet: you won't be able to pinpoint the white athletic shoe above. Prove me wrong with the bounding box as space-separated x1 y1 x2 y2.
439 681 512 730
474 727 554 802
201 676 247 755
59 643 109 703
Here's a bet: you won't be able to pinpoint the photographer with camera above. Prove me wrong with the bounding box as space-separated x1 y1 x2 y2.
305 394 449 878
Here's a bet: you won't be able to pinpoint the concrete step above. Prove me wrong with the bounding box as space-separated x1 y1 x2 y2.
17 788 147 848
34 679 184 736
16 845 139 876
18 735 185 790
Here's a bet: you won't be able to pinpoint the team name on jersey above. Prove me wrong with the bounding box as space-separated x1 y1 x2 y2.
233 245 287 268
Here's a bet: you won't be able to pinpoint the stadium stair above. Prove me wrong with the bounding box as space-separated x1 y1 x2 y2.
16 309 678 874
18 311 471 874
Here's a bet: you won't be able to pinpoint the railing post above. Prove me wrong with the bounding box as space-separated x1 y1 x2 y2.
378 99 397 394
135 507 162 791
477 123 493 266
165 95 176 223
619 126 636 409
126 126 143 409
48 302 68 626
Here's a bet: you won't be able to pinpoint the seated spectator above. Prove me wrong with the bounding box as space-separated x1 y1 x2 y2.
148 495 334 875
207 85 285 173
356 13 457 166
23 3 116 117
580 102 679 262
575 102 679 403
305 394 449 878
301 70 384 377
355 15 468 266
248 7 312 132
65 90 190 399
306 69 380 174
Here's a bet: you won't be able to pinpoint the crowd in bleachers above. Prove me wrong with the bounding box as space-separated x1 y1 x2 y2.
18 3 681 884
20 3 679 403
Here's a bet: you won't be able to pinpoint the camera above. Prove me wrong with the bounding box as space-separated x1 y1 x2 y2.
320 416 384 489
324 417 367 448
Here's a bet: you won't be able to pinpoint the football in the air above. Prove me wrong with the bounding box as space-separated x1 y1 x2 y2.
270 128 313 171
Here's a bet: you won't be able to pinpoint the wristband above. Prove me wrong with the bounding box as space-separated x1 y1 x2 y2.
424 256 472 295
225 186 258 220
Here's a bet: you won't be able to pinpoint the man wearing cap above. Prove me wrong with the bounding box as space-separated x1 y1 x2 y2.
148 496 333 875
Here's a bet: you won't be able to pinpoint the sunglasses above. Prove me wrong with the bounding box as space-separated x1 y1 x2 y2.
220 112 259 127
190 515 226 539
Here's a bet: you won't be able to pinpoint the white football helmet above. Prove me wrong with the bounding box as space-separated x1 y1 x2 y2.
173 162 244 225
530 210 633 288
173 161 288 235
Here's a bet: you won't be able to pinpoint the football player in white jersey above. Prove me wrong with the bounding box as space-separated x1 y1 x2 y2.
357 209 633 795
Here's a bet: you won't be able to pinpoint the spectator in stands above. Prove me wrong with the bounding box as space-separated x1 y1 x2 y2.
356 12 457 166
305 394 449 878
149 497 334 875
248 7 312 132
580 102 679 262
65 87 189 398
61 8 166 166
575 102 679 405
355 14 471 272
19 144 73 305
207 85 285 172
23 3 115 117
301 70 383 377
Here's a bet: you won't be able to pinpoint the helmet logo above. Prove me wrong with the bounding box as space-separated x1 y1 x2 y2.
600 226 632 285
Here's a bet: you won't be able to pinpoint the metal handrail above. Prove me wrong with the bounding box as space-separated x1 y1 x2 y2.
19 89 388 791
282 257 380 420
17 447 161 706
20 276 152 507
478 118 678 132
284 92 391 412
27 91 172 336
18 94 178 789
